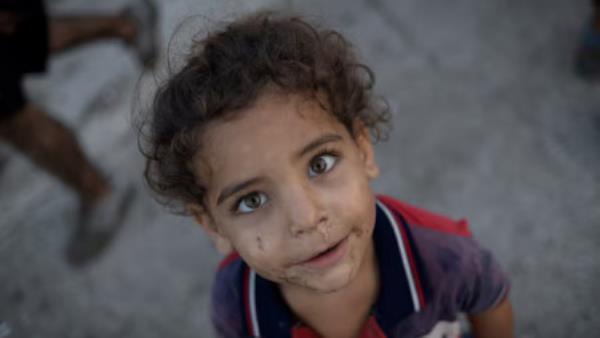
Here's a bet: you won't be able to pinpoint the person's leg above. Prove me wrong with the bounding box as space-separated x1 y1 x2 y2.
0 103 110 204
48 14 136 54
47 0 158 67
0 2 139 266
0 102 136 266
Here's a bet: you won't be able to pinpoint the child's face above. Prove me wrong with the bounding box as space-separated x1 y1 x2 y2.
192 90 380 293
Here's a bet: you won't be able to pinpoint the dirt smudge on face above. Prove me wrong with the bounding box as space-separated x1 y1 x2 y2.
318 222 332 241
354 226 364 237
256 236 264 251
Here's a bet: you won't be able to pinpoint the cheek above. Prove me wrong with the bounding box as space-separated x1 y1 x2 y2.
331 174 375 227
235 234 269 259
231 230 287 273
256 235 265 251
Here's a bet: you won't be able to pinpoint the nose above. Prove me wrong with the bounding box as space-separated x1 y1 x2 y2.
283 182 328 237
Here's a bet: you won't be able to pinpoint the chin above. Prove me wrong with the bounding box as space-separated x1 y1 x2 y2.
304 261 358 294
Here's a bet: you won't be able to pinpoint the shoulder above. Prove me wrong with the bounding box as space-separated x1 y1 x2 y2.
211 252 247 338
377 195 476 293
377 194 471 238
376 194 479 280
377 195 509 314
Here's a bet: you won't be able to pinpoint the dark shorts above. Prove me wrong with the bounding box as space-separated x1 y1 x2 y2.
0 0 48 119
0 76 27 119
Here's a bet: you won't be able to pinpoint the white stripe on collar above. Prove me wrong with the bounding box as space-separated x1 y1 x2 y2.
249 270 260 337
376 200 421 312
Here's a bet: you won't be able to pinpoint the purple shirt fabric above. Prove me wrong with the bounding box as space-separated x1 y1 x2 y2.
390 221 509 336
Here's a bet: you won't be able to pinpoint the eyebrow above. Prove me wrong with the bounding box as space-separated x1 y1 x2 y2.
217 177 264 206
295 133 343 159
215 133 343 206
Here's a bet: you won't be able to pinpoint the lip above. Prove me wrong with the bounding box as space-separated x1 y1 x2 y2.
298 236 349 269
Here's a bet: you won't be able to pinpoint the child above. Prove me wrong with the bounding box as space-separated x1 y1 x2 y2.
141 12 513 338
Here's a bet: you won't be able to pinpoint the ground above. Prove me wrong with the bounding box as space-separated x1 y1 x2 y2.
0 0 599 337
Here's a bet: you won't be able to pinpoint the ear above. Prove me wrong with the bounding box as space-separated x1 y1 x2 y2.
354 120 380 179
188 203 232 255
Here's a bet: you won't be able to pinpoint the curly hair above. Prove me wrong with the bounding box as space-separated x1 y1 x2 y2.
140 11 391 213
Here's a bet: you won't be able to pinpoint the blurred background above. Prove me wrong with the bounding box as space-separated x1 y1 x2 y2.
0 0 599 337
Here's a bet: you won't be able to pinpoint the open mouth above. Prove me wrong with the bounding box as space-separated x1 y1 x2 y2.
315 241 342 257
300 237 349 269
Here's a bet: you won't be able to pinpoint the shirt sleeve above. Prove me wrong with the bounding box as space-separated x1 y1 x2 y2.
455 237 510 314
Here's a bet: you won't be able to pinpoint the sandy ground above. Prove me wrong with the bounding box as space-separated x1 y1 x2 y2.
1 0 599 337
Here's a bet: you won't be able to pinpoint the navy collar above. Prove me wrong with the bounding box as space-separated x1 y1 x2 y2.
370 199 427 333
241 198 427 337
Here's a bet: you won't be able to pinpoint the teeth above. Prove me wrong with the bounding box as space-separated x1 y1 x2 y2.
306 239 341 262
313 246 332 259
321 242 337 255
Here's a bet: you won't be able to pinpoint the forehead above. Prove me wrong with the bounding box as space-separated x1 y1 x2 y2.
196 91 349 186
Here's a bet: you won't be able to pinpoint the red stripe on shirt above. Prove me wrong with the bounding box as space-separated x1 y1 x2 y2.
218 252 240 271
377 195 472 238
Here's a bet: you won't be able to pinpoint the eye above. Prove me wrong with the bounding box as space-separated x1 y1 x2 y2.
236 192 268 214
308 154 337 177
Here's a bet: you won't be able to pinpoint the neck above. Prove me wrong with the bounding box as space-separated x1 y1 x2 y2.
281 239 379 336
